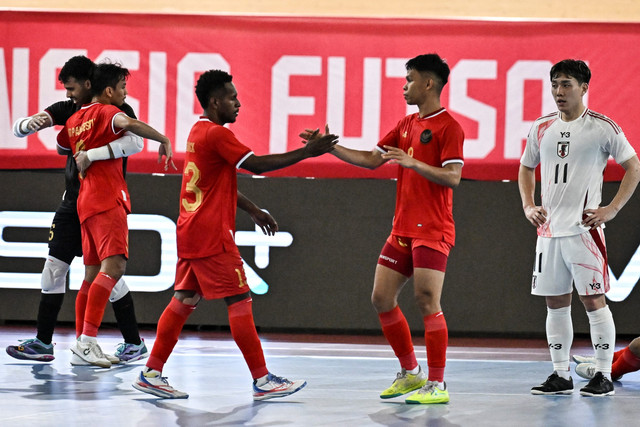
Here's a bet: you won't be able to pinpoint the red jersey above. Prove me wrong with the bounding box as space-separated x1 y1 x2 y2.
56 103 130 223
177 117 253 259
377 108 464 245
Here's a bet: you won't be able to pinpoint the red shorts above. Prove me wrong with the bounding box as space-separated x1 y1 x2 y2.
81 206 129 265
377 234 451 276
175 251 249 300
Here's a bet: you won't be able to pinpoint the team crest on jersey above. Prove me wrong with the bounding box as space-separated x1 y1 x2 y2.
557 141 570 158
420 129 433 144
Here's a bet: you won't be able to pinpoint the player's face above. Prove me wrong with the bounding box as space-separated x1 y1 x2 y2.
551 73 588 119
63 77 92 105
109 78 128 107
403 69 429 106
215 82 241 124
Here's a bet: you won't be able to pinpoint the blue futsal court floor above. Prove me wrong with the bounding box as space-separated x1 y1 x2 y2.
2 325 640 426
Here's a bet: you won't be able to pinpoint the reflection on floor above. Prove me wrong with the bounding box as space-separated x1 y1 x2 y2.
1 325 639 426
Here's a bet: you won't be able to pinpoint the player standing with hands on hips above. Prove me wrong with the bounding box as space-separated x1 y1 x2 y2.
303 53 464 404
519 59 640 396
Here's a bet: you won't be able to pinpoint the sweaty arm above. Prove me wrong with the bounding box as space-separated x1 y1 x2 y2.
12 113 53 137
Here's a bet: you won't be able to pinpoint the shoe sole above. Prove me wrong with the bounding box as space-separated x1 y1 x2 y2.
580 389 615 397
406 397 450 404
118 352 149 364
380 381 428 399
132 381 189 399
253 381 307 401
531 390 573 395
6 348 54 362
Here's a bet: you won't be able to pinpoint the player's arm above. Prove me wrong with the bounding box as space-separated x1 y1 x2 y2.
12 112 53 138
300 125 385 170
518 164 547 227
240 129 338 174
74 132 144 175
113 113 176 170
583 155 640 229
237 191 278 236
381 145 462 187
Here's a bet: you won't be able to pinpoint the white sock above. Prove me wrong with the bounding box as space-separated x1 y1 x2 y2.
79 334 97 344
587 305 615 375
255 374 269 386
546 306 573 375
407 366 420 375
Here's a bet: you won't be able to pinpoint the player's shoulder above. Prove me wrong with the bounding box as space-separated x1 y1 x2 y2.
584 109 623 134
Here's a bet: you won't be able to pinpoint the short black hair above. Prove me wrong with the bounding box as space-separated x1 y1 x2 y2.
58 55 94 84
406 54 450 89
195 70 233 109
91 61 130 96
550 59 591 85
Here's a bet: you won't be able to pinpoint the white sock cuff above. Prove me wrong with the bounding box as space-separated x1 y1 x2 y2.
547 306 571 317
586 305 613 324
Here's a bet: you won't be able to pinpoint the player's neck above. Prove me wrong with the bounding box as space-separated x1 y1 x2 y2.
560 105 586 122
418 99 443 118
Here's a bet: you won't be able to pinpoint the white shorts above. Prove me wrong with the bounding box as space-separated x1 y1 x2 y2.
531 230 609 296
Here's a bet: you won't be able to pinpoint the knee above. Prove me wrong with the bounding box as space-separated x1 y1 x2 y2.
371 290 393 313
41 256 70 294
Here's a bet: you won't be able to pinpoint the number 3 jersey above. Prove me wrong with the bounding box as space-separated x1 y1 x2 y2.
521 108 636 238
177 117 252 259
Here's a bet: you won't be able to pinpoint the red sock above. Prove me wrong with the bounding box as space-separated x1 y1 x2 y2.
75 280 91 338
379 306 417 370
424 311 448 382
82 273 117 337
228 298 268 379
612 346 640 379
147 297 195 372
613 347 624 363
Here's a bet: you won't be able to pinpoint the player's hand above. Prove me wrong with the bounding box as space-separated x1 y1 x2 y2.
582 206 617 230
27 115 47 132
524 205 547 228
381 145 417 169
250 210 278 236
158 140 177 171
299 124 338 157
74 151 91 178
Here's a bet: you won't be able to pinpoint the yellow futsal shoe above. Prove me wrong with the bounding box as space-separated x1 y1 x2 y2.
405 381 450 404
380 366 427 399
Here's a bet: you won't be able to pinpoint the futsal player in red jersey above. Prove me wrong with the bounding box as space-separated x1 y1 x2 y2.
303 54 464 404
132 69 338 400
57 62 174 367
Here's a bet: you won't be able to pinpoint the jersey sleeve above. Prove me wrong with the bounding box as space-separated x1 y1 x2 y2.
521 123 541 168
45 100 76 126
209 126 253 167
376 119 403 153
56 125 71 151
605 130 636 165
440 121 465 166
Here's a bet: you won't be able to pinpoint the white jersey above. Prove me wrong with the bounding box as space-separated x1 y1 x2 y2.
521 108 636 237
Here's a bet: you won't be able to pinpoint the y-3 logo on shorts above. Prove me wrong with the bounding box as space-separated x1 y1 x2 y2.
589 282 602 291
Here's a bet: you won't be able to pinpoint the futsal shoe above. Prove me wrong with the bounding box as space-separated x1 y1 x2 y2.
576 362 623 382
6 338 55 362
405 381 450 404
531 372 573 395
253 373 307 401
380 366 427 399
572 354 596 365
580 372 615 396
132 369 188 399
70 338 112 368
114 339 149 363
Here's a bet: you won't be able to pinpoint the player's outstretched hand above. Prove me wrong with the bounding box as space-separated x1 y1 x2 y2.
299 124 338 157
250 209 279 236
74 150 91 178
27 115 48 132
158 140 177 171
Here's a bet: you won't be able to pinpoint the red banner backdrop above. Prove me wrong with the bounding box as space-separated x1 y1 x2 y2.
1 11 639 180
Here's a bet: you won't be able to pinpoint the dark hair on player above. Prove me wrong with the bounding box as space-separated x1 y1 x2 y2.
550 59 591 85
195 69 233 109
405 54 450 91
57 55 95 84
91 61 130 96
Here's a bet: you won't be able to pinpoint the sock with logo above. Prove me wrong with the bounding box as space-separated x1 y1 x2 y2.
424 311 448 382
75 280 91 338
146 297 195 372
546 306 573 376
379 305 418 371
227 298 268 380
82 273 118 338
587 305 615 375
